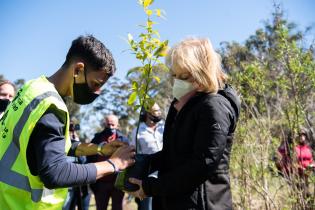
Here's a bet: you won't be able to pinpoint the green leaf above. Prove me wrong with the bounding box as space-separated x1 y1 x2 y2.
128 92 137 105
152 38 160 44
132 81 138 90
152 30 160 38
153 40 169 57
146 9 153 16
147 20 153 28
127 68 138 77
155 9 161 17
138 0 144 6
128 33 133 41
133 104 141 111
136 52 143 60
153 76 160 83
143 0 153 8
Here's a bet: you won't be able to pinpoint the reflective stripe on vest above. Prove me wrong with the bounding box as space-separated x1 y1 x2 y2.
0 91 63 202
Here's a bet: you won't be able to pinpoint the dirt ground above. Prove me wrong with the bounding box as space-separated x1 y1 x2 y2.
88 194 137 210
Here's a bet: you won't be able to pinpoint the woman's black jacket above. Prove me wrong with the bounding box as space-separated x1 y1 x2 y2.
142 85 241 210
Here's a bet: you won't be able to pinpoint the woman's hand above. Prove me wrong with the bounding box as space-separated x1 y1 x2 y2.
127 178 147 200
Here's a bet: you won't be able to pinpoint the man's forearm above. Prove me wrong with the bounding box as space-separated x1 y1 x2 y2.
94 161 116 179
75 143 99 156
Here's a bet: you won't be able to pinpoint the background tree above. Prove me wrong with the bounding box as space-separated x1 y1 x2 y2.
220 5 315 209
78 77 130 139
13 79 25 90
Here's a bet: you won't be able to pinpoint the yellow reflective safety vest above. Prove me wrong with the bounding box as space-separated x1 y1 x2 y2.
0 76 71 210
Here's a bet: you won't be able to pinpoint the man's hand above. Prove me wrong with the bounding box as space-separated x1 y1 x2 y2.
95 145 135 179
127 178 147 200
101 140 127 156
110 145 136 171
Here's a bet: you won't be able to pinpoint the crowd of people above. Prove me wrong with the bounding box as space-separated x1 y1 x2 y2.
3 33 312 210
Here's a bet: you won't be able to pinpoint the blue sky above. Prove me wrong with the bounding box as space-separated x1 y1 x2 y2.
0 0 314 83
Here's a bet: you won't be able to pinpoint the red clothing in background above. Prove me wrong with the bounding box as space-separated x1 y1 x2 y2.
277 141 292 176
295 144 314 169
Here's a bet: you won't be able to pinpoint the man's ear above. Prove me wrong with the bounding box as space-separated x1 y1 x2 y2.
73 62 85 77
73 68 80 78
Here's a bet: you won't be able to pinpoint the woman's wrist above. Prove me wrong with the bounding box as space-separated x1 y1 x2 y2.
141 178 152 196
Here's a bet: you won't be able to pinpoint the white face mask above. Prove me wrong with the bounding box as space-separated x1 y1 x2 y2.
172 78 195 100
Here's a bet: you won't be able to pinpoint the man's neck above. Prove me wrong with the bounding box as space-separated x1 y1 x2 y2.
47 68 70 97
145 121 157 130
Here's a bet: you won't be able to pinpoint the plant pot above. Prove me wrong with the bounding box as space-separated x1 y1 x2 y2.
114 154 150 192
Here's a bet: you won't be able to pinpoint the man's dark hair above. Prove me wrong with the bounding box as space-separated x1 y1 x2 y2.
64 35 116 76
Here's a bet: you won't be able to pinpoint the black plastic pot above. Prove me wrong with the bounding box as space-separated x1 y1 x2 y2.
114 154 150 192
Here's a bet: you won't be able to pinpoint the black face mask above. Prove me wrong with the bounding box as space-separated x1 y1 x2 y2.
148 113 162 123
105 127 117 136
73 68 99 105
0 98 10 112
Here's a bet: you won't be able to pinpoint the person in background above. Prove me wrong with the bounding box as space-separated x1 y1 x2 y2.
293 128 314 203
276 128 315 177
88 114 129 210
275 128 314 205
128 37 241 210
0 80 16 118
0 35 135 210
130 103 164 210
63 120 91 210
275 131 294 178
294 128 314 198
295 128 314 174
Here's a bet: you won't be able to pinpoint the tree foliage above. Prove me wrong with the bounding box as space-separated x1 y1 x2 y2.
220 5 315 209
78 77 130 138
221 7 315 135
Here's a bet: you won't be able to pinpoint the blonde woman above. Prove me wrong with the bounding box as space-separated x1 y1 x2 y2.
129 37 241 210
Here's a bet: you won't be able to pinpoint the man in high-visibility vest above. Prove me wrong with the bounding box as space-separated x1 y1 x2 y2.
0 35 135 210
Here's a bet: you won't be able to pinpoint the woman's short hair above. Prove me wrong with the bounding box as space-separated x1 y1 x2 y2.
165 37 227 93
